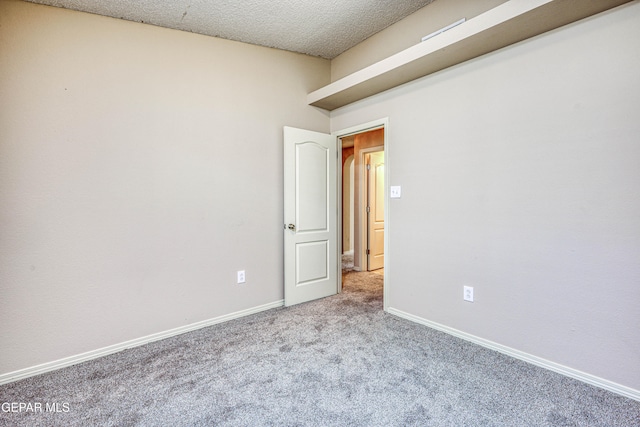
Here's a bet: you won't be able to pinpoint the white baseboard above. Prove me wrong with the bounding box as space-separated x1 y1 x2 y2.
386 307 640 402
0 300 284 386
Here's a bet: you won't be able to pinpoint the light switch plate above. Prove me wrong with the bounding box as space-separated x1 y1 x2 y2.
390 186 402 199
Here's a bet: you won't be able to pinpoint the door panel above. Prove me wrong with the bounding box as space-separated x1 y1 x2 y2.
297 143 328 232
367 151 384 271
284 127 337 306
296 241 329 284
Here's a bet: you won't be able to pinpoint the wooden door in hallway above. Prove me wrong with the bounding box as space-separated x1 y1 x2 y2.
366 151 384 271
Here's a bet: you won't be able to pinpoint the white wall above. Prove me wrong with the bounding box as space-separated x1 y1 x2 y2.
331 3 640 391
0 0 329 376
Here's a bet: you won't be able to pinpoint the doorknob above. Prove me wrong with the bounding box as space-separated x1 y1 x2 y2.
287 224 296 231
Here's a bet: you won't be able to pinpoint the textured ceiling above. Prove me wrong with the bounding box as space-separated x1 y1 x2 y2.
25 0 437 59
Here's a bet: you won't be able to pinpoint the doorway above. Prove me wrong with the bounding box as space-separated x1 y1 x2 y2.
336 119 388 310
340 128 384 273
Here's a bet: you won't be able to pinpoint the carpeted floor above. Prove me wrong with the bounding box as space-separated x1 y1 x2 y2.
342 252 354 272
1 271 639 426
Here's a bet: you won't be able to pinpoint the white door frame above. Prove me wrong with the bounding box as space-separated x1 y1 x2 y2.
333 118 389 311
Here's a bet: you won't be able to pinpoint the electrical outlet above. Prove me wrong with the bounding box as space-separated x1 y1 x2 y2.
463 286 474 302
237 270 246 284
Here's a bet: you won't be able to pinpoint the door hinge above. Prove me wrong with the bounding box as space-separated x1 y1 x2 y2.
366 249 370 255
366 206 370 213
366 164 371 170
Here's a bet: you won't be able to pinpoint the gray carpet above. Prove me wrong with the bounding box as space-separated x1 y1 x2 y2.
342 252 354 272
1 271 638 426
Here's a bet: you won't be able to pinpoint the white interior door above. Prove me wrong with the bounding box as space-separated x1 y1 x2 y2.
367 151 384 271
284 127 337 306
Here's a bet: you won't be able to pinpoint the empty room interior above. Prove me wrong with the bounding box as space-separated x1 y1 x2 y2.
1 0 639 424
